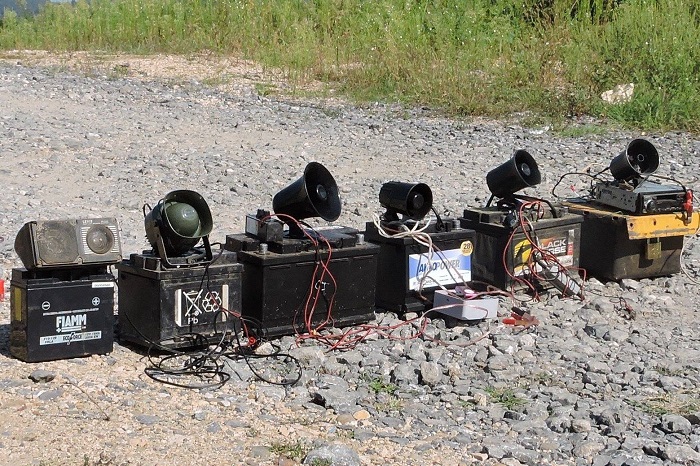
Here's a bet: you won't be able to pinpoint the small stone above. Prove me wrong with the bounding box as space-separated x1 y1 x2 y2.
336 414 355 424
37 389 62 401
419 361 442 386
573 441 605 458
659 414 692 434
303 443 361 466
206 422 221 433
352 409 370 421
571 419 592 433
135 414 160 425
29 370 55 383
250 446 271 459
662 444 700 463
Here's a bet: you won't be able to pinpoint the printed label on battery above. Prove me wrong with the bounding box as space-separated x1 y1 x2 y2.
39 331 102 346
174 285 229 327
408 248 472 291
91 281 114 288
513 229 575 276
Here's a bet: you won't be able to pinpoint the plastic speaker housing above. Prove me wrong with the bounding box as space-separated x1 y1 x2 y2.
486 150 542 198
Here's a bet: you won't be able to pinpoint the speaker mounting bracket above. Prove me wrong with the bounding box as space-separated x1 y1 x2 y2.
152 226 213 267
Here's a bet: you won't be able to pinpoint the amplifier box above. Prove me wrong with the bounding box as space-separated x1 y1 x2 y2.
10 268 115 362
364 221 475 313
116 250 242 349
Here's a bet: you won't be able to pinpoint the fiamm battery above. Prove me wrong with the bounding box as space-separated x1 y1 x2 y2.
10 267 115 362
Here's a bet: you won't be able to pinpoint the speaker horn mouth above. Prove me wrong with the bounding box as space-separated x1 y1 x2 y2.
610 138 659 181
272 162 342 230
486 149 541 199
379 181 433 221
145 190 213 257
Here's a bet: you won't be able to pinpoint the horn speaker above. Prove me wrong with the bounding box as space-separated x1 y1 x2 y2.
486 149 541 198
610 138 659 181
144 190 213 266
379 182 433 221
273 162 341 236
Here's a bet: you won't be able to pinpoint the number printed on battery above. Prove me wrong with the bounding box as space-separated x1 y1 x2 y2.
39 331 102 346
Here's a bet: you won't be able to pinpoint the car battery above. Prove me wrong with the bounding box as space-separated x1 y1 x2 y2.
10 267 115 362
116 250 242 349
460 205 583 291
225 227 378 337
564 202 700 280
364 221 475 313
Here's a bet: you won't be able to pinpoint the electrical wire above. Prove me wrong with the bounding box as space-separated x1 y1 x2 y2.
499 200 585 301
550 166 610 200
112 244 303 390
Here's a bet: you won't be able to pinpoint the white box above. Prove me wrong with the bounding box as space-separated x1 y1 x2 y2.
432 289 499 320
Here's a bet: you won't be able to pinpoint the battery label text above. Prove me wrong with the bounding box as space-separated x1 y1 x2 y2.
408 248 472 291
40 331 102 346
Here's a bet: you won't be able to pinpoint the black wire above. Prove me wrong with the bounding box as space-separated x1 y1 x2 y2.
113 247 302 389
431 206 445 231
550 167 610 200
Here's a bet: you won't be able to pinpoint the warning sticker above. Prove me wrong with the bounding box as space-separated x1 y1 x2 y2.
39 331 102 346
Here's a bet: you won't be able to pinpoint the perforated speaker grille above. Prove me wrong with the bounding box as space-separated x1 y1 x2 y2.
36 220 80 266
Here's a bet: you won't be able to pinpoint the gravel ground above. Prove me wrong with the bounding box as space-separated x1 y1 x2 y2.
0 53 699 466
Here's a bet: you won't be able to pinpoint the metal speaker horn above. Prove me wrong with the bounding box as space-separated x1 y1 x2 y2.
610 138 659 181
486 149 541 199
14 218 122 270
379 181 433 222
273 162 341 236
144 190 213 266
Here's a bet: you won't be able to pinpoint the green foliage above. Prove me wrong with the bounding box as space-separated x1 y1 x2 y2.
365 376 398 396
625 393 700 417
485 387 527 410
269 440 309 462
0 0 697 130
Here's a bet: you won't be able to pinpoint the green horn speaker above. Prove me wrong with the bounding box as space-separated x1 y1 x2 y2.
144 190 213 266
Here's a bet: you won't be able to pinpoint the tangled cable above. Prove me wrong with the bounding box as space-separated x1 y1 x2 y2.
114 249 303 390
500 200 585 302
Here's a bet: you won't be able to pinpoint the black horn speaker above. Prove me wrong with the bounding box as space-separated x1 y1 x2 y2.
379 182 433 222
610 138 659 181
273 162 341 236
144 190 213 266
486 149 541 199
14 218 122 270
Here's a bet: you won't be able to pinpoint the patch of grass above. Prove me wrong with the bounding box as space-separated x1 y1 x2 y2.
485 387 527 410
0 0 698 130
310 459 333 466
374 396 404 412
366 377 399 396
270 440 309 462
254 82 277 97
625 393 700 417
